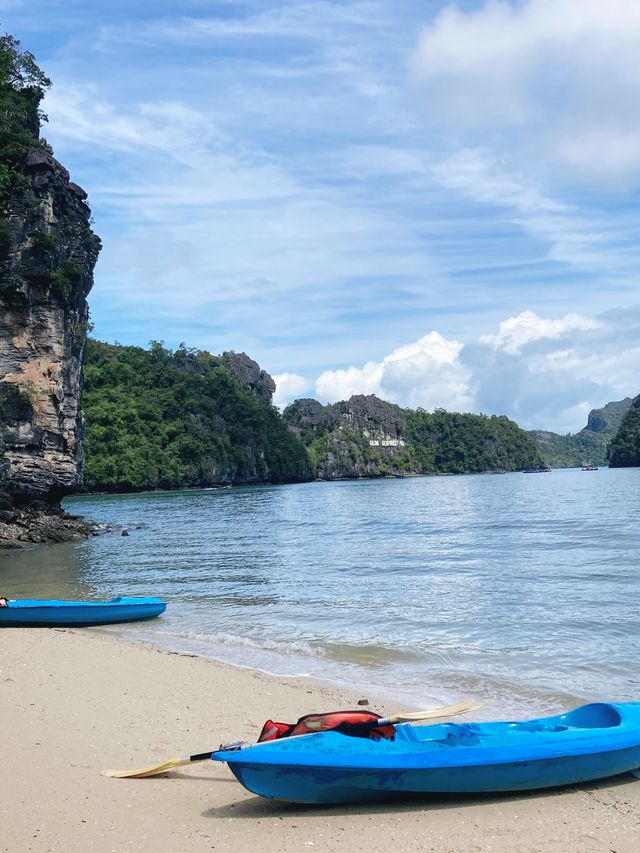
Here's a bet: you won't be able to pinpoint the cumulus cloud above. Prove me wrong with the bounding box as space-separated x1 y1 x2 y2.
272 373 311 409
411 0 640 186
480 310 601 355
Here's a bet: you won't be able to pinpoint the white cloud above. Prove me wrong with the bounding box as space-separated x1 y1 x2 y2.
480 310 600 355
431 148 609 268
316 361 383 402
272 373 310 409
411 0 640 186
44 84 298 203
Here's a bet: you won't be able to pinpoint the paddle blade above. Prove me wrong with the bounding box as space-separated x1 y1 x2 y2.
388 696 492 725
101 757 186 779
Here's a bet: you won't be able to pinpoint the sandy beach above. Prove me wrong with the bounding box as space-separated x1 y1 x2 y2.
1 628 639 853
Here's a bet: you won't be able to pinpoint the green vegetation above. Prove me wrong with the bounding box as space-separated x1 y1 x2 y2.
31 230 57 250
0 33 50 215
402 409 542 474
529 430 610 468
51 260 80 300
82 339 312 491
0 218 10 256
17 379 37 406
608 396 640 467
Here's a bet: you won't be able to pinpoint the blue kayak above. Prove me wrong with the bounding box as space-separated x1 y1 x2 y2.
0 596 166 627
212 702 640 803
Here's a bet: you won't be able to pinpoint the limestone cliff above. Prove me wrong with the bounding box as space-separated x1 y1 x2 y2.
1 150 100 502
221 351 276 404
284 395 408 479
0 36 101 545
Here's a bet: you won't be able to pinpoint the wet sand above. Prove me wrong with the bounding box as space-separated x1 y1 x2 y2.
1 628 639 853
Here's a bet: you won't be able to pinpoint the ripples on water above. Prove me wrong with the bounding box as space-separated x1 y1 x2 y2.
2 468 639 717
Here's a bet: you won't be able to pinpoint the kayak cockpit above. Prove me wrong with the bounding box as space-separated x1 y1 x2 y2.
395 703 624 748
558 702 622 728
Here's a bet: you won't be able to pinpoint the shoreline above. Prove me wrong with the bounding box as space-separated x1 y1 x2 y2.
1 627 639 853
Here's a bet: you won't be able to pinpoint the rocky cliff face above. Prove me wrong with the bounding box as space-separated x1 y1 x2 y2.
221 351 276 404
585 398 632 435
286 394 405 436
1 150 100 505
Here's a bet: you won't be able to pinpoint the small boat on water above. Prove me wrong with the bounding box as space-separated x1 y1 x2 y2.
211 702 640 804
582 461 599 471
0 596 166 627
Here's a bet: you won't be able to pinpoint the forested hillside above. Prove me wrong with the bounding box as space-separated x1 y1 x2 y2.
608 395 640 467
81 340 312 490
403 408 543 474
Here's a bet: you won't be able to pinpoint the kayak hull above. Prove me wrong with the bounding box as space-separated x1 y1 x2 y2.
227 746 640 804
213 702 640 804
0 596 166 627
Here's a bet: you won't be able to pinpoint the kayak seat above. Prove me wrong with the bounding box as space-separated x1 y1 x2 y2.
560 703 621 729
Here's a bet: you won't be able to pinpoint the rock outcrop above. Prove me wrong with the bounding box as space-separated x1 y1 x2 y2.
284 395 409 479
221 351 276 404
585 398 632 435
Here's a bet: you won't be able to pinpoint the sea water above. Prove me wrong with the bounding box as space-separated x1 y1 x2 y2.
2 468 638 717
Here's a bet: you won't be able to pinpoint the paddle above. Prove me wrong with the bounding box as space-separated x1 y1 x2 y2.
102 696 488 779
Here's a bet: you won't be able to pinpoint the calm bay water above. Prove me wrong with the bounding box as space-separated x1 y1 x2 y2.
2 469 639 717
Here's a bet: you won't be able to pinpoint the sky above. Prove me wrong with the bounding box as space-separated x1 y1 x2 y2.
3 0 640 432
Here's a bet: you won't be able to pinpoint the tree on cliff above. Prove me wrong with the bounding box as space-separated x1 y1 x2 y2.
0 32 51 252
0 33 50 91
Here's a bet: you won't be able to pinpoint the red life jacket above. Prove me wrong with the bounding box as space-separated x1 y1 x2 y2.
257 710 396 742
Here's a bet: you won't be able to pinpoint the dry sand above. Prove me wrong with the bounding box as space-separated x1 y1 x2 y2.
1 628 639 853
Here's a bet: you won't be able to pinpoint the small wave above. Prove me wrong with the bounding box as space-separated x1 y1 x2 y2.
317 641 424 667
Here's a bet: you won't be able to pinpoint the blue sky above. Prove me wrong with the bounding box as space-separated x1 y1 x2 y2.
3 0 640 431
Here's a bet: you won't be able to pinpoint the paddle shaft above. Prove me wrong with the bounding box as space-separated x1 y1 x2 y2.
189 750 216 762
